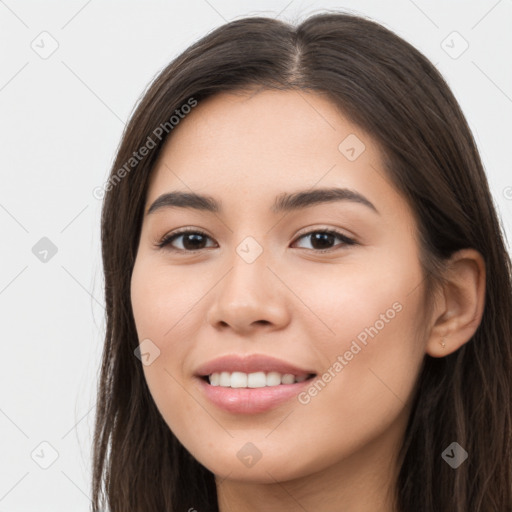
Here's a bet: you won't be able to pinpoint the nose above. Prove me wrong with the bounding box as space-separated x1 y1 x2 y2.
206 250 291 335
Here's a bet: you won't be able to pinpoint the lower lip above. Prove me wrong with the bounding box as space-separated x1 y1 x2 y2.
196 376 314 414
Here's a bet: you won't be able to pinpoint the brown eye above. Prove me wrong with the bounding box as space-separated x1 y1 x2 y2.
293 229 356 253
158 230 216 252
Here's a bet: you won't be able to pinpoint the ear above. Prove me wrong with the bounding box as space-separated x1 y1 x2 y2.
426 248 486 358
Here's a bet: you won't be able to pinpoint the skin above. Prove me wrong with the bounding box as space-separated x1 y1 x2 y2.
130 89 486 511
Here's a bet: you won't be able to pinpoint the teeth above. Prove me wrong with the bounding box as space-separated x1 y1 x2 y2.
208 371 310 387
231 372 247 388
248 372 266 388
266 371 281 386
281 373 295 385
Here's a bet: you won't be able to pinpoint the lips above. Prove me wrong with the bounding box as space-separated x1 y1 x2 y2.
194 354 317 414
194 353 316 380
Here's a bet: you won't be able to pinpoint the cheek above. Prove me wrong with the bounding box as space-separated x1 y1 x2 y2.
130 257 211 441
289 243 425 358
292 245 426 419
130 257 207 339
304 257 424 418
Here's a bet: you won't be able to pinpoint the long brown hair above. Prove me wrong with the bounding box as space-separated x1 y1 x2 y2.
92 12 512 511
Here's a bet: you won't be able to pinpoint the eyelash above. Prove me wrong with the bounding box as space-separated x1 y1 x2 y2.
156 227 357 254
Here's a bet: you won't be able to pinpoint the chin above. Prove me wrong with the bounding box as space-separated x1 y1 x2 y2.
188 440 324 484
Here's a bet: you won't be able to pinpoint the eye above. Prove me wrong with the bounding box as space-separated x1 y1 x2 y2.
157 227 356 253
292 229 356 253
157 229 216 252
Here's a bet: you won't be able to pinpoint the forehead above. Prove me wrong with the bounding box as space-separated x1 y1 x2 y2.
145 89 406 220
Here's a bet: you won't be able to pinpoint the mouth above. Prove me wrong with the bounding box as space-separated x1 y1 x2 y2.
194 354 318 414
200 371 317 388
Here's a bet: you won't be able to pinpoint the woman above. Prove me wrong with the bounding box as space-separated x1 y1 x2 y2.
92 12 512 511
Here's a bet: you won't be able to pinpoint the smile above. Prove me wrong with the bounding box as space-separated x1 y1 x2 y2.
207 371 313 388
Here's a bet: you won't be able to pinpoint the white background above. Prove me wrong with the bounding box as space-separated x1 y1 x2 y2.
0 1 511 510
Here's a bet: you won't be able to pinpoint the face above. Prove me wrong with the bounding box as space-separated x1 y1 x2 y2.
130 89 428 484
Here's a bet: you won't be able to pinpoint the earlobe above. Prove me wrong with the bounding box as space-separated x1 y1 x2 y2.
425 248 486 358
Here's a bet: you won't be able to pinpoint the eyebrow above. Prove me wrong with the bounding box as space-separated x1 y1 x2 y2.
146 187 379 215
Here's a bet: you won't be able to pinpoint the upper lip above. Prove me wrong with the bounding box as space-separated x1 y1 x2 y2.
195 354 316 378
